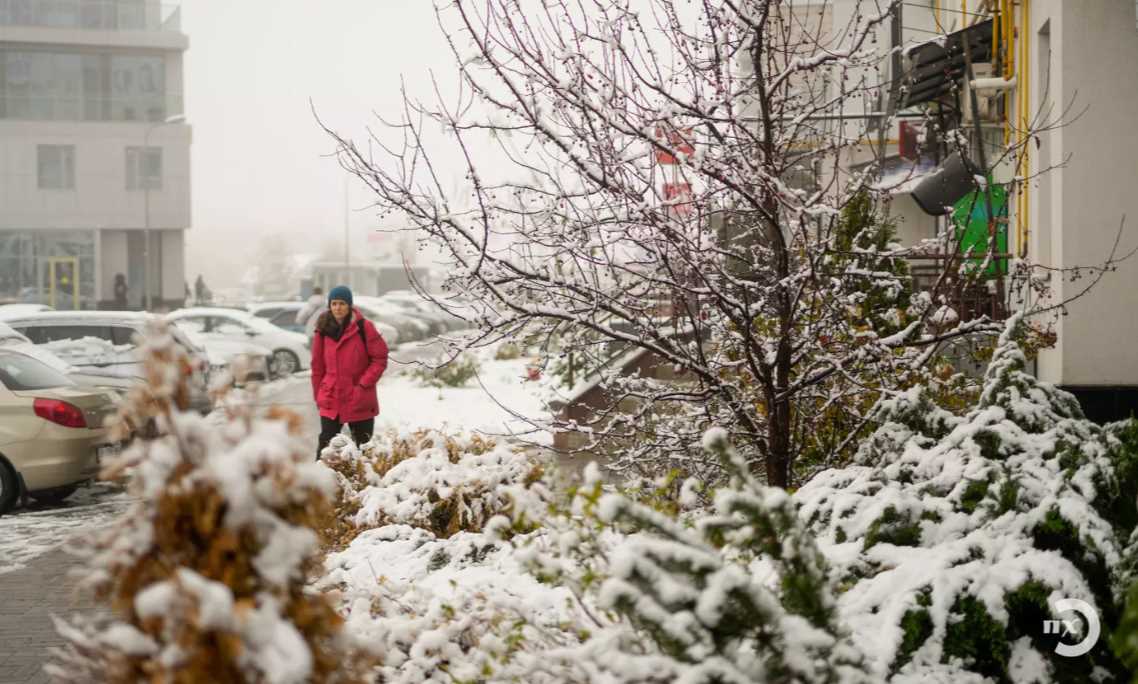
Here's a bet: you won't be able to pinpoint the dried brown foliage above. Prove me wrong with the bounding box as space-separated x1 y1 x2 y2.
322 429 546 541
49 323 374 684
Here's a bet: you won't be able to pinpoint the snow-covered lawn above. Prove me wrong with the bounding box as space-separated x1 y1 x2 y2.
374 347 553 445
0 483 132 575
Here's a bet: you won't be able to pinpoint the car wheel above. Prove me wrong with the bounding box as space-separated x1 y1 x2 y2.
0 457 19 514
269 349 300 378
29 484 77 505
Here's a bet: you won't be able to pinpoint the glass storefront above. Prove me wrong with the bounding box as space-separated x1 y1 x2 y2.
0 230 96 309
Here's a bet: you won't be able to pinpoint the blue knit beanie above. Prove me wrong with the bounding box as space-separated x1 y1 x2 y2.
328 285 353 307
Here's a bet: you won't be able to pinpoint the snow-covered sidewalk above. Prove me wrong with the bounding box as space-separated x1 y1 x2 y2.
0 483 131 575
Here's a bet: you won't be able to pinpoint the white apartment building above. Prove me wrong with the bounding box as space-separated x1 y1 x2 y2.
762 1 1138 420
0 0 190 311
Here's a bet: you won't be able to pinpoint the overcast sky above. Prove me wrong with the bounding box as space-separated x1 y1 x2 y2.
181 1 464 289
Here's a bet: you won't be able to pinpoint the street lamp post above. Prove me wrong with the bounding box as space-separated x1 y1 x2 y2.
142 113 185 311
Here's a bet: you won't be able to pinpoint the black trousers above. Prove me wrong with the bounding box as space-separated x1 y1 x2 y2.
317 416 374 460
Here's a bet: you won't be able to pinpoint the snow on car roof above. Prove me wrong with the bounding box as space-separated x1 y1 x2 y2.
248 301 303 313
0 311 154 324
167 307 256 319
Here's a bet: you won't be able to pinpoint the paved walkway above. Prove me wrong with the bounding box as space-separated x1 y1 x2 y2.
0 547 89 684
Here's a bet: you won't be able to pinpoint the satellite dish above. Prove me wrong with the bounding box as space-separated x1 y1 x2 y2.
911 152 980 216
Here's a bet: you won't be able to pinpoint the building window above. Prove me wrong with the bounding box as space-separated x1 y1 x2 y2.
126 146 162 190
0 49 172 122
37 144 75 189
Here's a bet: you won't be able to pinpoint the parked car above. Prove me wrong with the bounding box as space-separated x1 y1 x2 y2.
0 303 54 319
177 331 271 384
1 311 214 414
249 300 400 346
248 301 308 334
355 297 431 343
380 290 468 332
0 321 140 399
166 307 310 379
0 348 118 513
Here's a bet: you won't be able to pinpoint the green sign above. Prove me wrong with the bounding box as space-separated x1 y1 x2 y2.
953 183 1008 277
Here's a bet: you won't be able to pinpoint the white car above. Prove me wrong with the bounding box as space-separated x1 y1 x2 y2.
249 300 400 346
0 321 70 373
0 303 54 319
1 312 214 414
178 331 271 384
167 307 310 378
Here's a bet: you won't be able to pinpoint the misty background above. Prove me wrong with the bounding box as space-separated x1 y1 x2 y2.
181 1 465 296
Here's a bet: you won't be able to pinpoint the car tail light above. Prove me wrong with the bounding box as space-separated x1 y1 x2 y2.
33 398 88 428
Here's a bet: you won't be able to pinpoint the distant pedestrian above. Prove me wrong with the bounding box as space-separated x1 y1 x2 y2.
311 285 389 459
193 275 210 305
113 273 128 310
295 285 325 338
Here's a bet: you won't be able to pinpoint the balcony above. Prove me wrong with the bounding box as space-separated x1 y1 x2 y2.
0 0 180 32
909 253 1008 324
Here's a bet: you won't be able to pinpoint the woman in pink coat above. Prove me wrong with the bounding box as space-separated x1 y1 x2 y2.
311 285 389 458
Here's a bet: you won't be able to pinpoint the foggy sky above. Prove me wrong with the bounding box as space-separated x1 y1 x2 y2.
181 1 464 291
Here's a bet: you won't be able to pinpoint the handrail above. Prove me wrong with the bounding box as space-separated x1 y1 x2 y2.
0 0 180 32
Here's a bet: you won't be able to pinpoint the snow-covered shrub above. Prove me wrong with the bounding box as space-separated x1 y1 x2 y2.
318 523 590 684
316 429 578 682
515 430 872 683
797 317 1138 681
494 342 523 360
412 353 481 388
48 323 371 684
321 428 547 539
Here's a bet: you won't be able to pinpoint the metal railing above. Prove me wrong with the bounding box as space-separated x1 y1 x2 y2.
0 93 183 122
0 0 180 32
909 255 1008 323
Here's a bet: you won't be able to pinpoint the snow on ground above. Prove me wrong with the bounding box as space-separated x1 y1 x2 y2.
374 346 553 445
0 483 132 575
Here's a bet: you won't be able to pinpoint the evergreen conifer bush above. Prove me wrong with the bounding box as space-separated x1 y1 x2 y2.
797 316 1138 681
508 435 871 683
48 324 371 684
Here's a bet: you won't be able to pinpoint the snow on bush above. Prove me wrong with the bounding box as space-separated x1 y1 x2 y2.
48 323 371 684
411 353 482 388
320 428 547 540
316 428 582 682
509 438 872 684
797 316 1138 681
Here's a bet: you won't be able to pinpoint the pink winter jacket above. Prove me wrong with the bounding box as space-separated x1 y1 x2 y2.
310 309 389 422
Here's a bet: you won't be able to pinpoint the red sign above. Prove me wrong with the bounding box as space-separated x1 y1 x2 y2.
654 126 694 165
663 182 693 217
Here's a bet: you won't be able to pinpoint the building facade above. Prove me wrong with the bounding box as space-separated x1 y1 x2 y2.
0 0 190 311
764 0 1138 420
882 0 1138 419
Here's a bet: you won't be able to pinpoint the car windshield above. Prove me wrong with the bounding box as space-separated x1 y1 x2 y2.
0 350 75 391
167 325 205 354
237 315 284 334
0 321 28 343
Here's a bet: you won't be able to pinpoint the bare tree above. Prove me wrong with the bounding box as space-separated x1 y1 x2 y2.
325 0 1124 487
